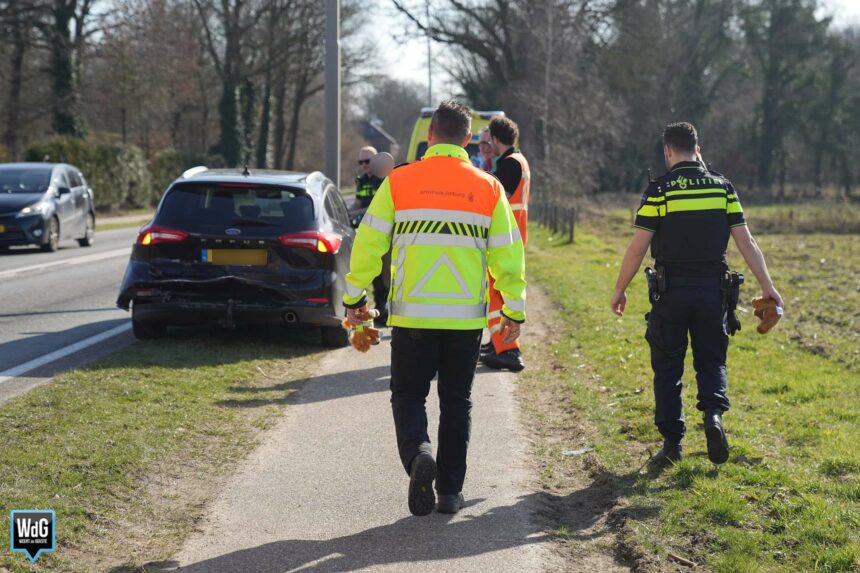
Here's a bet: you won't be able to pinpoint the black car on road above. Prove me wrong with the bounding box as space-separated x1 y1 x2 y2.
116 167 355 346
0 163 96 251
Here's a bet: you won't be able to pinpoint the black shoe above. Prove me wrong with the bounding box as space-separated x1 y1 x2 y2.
704 411 730 464
650 442 683 466
407 452 436 516
480 342 493 355
436 493 465 514
480 348 525 372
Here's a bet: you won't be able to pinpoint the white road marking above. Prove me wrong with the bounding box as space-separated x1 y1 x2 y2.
0 247 132 280
0 322 132 385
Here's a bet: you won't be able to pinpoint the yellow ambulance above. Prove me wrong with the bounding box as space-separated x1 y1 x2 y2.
406 108 505 163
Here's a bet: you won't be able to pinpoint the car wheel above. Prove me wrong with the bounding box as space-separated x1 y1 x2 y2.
78 213 95 247
40 217 60 252
132 318 167 340
321 325 350 348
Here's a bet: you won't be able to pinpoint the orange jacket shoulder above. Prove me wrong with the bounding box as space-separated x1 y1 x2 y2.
389 157 500 216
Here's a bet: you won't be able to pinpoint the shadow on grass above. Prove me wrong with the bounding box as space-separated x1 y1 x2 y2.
215 364 391 408
78 323 330 371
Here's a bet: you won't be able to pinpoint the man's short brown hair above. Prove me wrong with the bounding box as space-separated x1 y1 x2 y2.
489 116 519 146
663 122 698 154
430 100 472 143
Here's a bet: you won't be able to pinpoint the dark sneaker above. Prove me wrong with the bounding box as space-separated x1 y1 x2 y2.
704 411 730 464
408 452 436 516
650 443 683 466
436 493 465 514
480 348 525 372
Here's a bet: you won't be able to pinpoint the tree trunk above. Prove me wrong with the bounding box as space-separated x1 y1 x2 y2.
272 70 287 170
256 66 272 168
239 77 256 166
217 75 240 165
51 0 82 136
3 1 28 160
284 82 307 171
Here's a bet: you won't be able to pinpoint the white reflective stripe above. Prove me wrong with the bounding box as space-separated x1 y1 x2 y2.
409 252 473 300
509 203 527 211
487 310 502 320
395 208 491 228
393 233 487 249
390 302 487 320
489 324 501 334
361 213 393 235
345 282 365 299
504 298 525 312
487 227 522 248
394 245 406 302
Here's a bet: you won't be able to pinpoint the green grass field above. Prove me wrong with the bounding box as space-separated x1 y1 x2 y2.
0 328 325 572
525 206 859 572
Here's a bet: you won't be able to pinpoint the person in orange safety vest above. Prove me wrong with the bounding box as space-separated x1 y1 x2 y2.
481 116 530 372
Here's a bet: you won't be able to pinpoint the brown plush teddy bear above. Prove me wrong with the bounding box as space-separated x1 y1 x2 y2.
341 309 381 352
751 297 783 334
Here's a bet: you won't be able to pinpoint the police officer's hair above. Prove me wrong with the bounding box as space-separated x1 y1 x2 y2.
430 100 472 143
663 122 698 154
489 116 519 146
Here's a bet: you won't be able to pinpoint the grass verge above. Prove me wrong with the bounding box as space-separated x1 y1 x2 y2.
0 327 325 572
523 210 859 572
96 219 152 232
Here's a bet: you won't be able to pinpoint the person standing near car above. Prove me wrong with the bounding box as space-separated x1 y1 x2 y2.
355 146 383 208
610 122 784 466
481 116 531 372
470 129 494 172
343 101 527 516
354 146 390 322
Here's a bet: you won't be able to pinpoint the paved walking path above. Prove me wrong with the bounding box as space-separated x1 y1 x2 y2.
171 332 555 572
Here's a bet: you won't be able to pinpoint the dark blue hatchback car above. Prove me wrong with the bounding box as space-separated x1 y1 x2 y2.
116 167 355 346
0 163 96 251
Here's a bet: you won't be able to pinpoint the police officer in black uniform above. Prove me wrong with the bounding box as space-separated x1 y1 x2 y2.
610 122 784 465
354 146 389 323
355 146 384 208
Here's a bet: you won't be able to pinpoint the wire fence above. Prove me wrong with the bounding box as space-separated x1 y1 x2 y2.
530 200 577 243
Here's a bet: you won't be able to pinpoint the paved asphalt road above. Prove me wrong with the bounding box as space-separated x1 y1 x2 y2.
0 226 138 404
172 338 558 573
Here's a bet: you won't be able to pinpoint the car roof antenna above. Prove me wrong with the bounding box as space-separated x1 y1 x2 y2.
242 156 251 176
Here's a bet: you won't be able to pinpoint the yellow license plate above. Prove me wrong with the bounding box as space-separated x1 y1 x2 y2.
0 224 5 233
202 248 267 266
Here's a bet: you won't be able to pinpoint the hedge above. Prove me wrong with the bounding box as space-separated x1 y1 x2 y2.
25 137 153 210
150 149 226 202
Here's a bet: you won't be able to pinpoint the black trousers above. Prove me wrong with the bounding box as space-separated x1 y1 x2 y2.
390 327 482 495
646 285 731 445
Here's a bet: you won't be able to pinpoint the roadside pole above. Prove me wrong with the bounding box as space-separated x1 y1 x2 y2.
325 0 341 189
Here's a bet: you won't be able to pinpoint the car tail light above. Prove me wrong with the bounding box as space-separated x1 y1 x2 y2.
306 297 330 304
278 231 342 254
137 224 188 246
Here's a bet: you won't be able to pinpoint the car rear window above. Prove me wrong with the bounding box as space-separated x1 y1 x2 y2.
156 184 316 235
0 167 52 194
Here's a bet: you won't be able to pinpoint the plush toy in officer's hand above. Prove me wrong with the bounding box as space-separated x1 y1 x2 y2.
751 297 783 334
341 308 381 352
